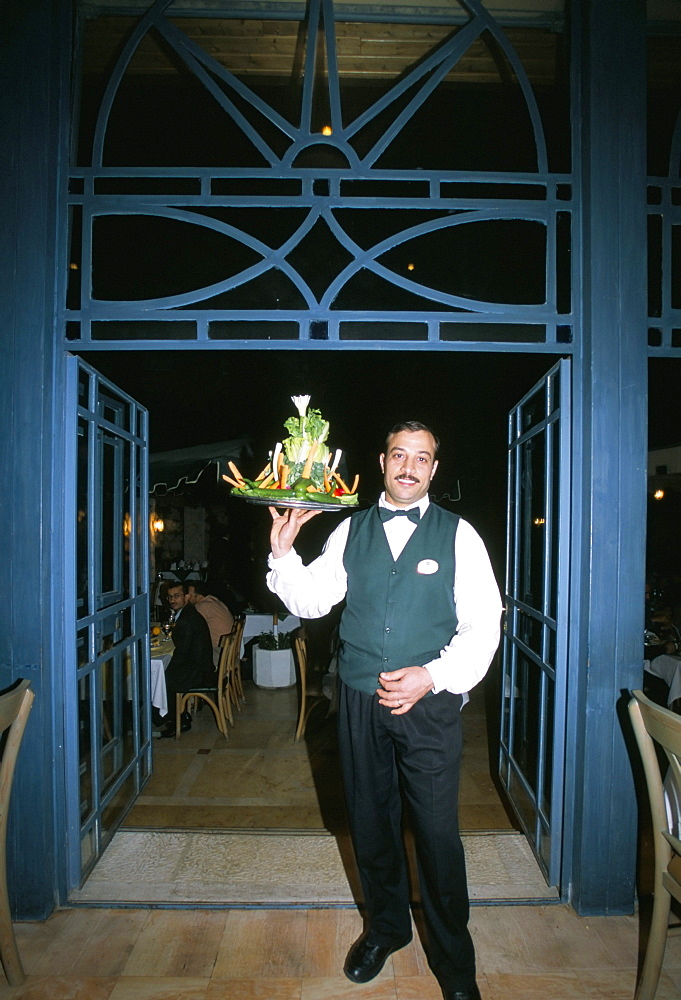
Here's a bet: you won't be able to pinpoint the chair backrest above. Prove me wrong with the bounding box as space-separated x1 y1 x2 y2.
629 690 681 882
217 631 236 685
233 613 245 648
0 680 34 840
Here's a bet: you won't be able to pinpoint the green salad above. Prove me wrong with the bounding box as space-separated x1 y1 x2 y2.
224 395 359 506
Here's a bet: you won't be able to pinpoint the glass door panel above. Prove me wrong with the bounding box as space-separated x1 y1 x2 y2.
499 358 570 887
65 356 151 888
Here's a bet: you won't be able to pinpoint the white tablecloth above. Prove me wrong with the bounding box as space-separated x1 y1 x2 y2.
150 644 173 717
645 654 681 707
241 613 301 657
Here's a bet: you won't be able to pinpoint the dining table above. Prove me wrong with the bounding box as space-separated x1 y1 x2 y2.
644 653 681 709
150 636 174 717
240 611 301 657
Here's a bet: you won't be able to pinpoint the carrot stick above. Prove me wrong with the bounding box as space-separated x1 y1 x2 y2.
259 472 275 488
228 460 244 482
279 464 290 489
301 441 318 479
323 467 331 492
332 470 351 493
349 474 359 494
222 474 243 488
254 462 271 482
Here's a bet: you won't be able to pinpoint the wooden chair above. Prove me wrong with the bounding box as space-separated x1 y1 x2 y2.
175 632 236 741
629 689 681 1000
292 628 327 742
0 679 34 986
224 614 245 715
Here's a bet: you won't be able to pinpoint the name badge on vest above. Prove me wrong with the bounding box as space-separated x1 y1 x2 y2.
416 558 439 575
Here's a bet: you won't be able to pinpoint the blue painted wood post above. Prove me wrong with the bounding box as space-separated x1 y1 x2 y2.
0 0 71 918
565 0 648 914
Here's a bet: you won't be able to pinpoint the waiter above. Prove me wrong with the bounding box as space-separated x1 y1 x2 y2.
267 421 502 1000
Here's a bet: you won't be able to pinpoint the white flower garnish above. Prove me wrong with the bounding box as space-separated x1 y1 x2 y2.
291 394 310 417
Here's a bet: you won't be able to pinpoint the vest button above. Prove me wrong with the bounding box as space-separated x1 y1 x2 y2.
391 569 396 575
385 627 390 633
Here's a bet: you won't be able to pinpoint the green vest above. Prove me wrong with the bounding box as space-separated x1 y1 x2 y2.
338 503 459 694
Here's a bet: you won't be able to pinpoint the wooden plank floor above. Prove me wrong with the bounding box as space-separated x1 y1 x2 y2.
4 903 681 998
9 674 678 997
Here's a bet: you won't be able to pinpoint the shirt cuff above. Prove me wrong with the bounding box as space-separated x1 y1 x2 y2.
267 549 302 569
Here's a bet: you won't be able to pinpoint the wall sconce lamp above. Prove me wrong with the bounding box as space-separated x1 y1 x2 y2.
152 516 165 532
653 489 665 500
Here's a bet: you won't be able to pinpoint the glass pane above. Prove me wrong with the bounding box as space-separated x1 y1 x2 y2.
548 419 560 620
506 767 536 836
519 434 546 608
518 609 542 656
520 386 546 433
100 435 119 597
101 771 137 842
542 674 555 815
77 418 90 619
98 386 131 432
81 825 96 873
101 646 135 789
78 668 93 823
510 649 541 793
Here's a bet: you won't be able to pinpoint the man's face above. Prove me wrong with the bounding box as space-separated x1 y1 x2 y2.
167 586 188 612
187 586 199 605
379 429 439 508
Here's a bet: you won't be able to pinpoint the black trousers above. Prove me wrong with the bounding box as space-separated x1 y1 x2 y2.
337 681 476 993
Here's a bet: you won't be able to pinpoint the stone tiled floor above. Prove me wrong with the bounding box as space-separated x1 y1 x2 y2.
123 676 515 834
4 902 681 999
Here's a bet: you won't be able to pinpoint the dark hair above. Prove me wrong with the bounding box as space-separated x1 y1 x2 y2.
166 580 190 595
385 421 440 455
188 580 210 597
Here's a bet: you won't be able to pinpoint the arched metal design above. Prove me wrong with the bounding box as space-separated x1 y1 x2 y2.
64 0 573 350
648 102 681 355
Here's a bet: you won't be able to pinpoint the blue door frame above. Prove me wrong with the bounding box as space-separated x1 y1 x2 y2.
2 0 673 919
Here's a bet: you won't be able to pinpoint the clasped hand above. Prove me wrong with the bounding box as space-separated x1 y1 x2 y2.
377 665 434 714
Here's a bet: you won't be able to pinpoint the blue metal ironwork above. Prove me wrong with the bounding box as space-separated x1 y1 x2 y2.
63 357 151 887
647 104 681 356
64 0 574 351
500 358 570 886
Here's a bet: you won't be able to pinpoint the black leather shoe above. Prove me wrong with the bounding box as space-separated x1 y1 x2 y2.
343 932 412 983
442 985 482 1000
160 713 192 738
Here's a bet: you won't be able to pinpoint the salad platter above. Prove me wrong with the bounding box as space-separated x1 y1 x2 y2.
223 394 360 510
236 494 350 512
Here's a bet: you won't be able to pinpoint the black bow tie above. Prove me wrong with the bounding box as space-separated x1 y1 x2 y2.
379 506 421 525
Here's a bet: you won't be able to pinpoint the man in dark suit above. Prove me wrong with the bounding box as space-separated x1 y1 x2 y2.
160 581 214 737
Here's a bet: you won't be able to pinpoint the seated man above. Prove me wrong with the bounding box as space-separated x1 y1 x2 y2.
187 581 235 666
161 582 214 737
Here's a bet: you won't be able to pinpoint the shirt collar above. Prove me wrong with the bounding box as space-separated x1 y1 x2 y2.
378 492 430 515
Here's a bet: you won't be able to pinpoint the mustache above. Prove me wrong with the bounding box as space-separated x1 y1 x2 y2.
394 473 419 483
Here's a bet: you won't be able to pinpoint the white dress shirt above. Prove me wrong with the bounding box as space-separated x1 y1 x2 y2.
267 494 503 696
